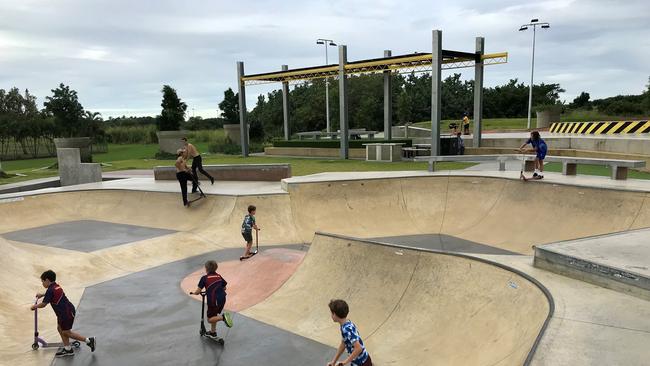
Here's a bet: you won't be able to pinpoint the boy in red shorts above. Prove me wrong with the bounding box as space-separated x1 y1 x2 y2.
31 270 96 357
190 260 233 338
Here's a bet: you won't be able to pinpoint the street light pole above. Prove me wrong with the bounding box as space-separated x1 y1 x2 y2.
317 38 337 133
519 19 550 130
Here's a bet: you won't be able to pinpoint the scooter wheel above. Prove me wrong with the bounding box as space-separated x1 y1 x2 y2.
72 341 81 348
32 342 39 350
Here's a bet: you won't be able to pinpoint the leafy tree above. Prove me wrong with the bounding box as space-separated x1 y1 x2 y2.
43 83 86 137
218 88 239 124
157 85 186 131
571 92 591 109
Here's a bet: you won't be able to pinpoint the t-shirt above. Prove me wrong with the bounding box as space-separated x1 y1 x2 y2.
340 320 370 366
197 272 227 306
241 214 255 233
463 116 470 126
42 282 75 320
526 138 548 152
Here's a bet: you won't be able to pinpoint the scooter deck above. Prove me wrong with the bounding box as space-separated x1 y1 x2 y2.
201 333 225 345
239 251 258 261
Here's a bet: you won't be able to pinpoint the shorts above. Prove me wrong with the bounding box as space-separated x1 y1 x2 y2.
242 231 253 243
354 356 373 366
57 314 75 331
207 301 225 318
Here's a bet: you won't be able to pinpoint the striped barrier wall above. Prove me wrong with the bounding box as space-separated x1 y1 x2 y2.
549 120 650 134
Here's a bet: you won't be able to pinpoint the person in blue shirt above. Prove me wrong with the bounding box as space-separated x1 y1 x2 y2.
190 260 233 338
240 205 260 259
327 299 372 366
519 130 548 179
31 270 95 358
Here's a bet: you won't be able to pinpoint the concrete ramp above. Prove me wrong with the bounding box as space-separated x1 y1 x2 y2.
243 233 551 365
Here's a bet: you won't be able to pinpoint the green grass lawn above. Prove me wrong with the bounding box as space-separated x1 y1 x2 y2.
544 163 650 180
0 143 471 185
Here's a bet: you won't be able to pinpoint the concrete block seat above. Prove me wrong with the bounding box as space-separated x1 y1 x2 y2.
154 163 291 181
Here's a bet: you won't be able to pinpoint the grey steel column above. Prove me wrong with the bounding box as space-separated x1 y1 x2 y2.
430 30 442 156
383 49 392 140
281 65 290 140
338 45 349 159
473 37 485 148
237 61 249 156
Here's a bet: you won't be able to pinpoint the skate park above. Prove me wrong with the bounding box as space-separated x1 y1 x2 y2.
1 12 650 365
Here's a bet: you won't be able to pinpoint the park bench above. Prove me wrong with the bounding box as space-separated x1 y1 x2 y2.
296 131 323 140
402 147 431 158
415 154 521 172
415 154 646 180
522 155 646 180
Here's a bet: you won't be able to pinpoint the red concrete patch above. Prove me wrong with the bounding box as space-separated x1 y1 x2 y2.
180 248 306 312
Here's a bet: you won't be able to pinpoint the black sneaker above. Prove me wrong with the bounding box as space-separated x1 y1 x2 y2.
210 177 214 185
55 348 74 357
205 331 218 339
533 172 539 177
87 337 96 352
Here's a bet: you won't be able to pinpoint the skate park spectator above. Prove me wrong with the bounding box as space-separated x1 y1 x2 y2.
31 270 96 358
456 132 465 155
462 112 470 135
327 299 373 366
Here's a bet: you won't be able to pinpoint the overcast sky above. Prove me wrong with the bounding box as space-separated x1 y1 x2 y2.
1 0 648 118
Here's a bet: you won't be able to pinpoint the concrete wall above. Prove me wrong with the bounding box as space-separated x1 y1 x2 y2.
264 147 366 159
156 131 186 154
54 137 92 163
154 164 291 181
57 148 102 186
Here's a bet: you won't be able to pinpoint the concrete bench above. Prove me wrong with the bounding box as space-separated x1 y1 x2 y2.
297 131 323 140
154 164 291 181
402 147 430 158
415 154 521 172
522 155 646 180
364 143 404 162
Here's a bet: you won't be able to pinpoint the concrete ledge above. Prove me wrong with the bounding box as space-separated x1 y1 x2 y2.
264 147 365 159
534 247 650 301
154 164 291 181
57 148 102 186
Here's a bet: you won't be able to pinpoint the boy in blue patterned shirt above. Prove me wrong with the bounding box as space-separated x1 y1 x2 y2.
240 205 259 259
327 299 373 366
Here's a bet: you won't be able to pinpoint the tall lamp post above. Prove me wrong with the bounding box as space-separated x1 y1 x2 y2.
316 38 337 133
519 19 550 129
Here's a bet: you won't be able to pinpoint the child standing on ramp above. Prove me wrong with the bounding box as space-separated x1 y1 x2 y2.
190 260 233 339
240 205 260 260
519 130 548 180
327 299 373 366
30 270 96 358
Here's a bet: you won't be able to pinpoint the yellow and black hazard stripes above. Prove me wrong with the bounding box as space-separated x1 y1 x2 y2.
549 120 650 134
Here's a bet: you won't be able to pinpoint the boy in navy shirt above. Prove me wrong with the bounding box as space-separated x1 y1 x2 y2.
190 260 233 338
519 130 548 179
327 299 372 366
31 270 95 357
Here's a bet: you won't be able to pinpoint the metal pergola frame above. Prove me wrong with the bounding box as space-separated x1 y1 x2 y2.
236 30 508 158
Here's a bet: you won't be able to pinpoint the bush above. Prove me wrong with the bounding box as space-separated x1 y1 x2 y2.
208 141 269 155
186 129 225 143
154 150 178 160
106 125 158 144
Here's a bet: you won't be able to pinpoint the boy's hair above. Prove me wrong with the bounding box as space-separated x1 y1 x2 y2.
204 260 218 272
531 131 541 141
176 148 184 157
248 205 256 213
328 299 349 318
40 270 56 282
456 132 462 137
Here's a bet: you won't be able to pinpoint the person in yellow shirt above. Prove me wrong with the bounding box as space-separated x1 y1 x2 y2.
181 137 214 193
462 112 470 135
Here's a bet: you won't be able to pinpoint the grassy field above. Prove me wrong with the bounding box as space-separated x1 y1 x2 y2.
544 163 650 179
413 118 531 131
0 143 471 185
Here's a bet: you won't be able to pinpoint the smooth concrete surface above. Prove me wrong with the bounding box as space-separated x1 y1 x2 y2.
52 246 331 366
3 172 650 365
2 220 176 252
534 228 650 300
153 163 291 181
56 148 101 186
156 131 186 154
244 234 550 365
374 234 517 255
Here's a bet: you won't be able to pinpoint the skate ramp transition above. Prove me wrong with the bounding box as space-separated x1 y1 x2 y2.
3 175 650 364
244 233 552 366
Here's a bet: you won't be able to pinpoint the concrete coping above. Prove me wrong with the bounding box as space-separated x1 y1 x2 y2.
153 163 291 181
